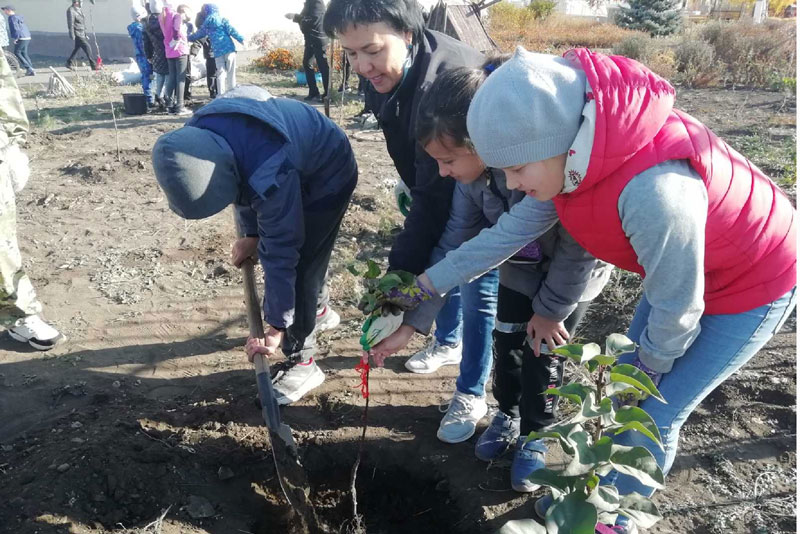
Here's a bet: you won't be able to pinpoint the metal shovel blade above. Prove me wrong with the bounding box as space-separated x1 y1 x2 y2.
236 214 324 533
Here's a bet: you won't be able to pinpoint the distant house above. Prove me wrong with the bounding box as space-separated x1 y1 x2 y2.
10 0 307 61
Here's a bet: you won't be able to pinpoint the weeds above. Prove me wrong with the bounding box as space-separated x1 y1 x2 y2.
487 13 796 90
489 8 642 53
728 130 797 188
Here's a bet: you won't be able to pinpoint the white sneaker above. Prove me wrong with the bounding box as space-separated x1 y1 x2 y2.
273 358 325 405
315 306 341 333
8 315 66 351
404 339 462 374
437 390 488 444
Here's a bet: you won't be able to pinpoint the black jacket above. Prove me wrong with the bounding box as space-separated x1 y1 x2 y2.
66 5 86 39
366 30 484 274
143 14 168 75
293 0 327 42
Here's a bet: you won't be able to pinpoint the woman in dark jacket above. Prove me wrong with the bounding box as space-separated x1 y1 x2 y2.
143 8 169 109
324 0 500 447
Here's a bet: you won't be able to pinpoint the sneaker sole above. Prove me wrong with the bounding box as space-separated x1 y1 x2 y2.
511 481 541 493
436 404 488 444
9 331 65 351
404 357 462 374
275 367 325 406
474 440 515 462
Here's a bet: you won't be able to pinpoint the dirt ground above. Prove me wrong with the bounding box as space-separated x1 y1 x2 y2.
0 68 795 534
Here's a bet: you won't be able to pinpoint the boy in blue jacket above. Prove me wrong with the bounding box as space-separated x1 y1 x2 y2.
152 86 357 405
127 6 153 107
188 4 243 96
1 6 34 76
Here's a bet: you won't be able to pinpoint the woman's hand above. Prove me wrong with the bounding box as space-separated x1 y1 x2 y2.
526 314 570 356
231 237 258 268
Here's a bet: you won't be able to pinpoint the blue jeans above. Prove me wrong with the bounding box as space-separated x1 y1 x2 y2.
608 287 797 497
135 54 153 104
14 39 33 72
433 269 499 397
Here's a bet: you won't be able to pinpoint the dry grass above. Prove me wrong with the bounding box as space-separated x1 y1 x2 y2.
488 7 797 89
489 5 646 53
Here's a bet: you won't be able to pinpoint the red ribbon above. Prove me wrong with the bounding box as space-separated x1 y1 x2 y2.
354 360 370 398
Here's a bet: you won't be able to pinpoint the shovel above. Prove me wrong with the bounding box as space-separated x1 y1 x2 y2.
235 218 324 534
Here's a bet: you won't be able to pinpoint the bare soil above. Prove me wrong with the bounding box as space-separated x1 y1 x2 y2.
0 70 795 534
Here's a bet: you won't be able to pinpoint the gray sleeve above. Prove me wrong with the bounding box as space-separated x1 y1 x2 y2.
403 184 486 334
532 225 599 322
619 160 707 373
425 195 559 294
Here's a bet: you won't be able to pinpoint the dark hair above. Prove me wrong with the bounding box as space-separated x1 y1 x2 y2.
416 54 510 149
323 0 425 43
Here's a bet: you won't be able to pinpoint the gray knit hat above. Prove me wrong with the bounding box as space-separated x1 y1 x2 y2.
466 46 586 169
151 126 240 220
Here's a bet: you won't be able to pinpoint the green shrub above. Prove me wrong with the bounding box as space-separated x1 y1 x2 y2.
674 37 716 87
528 0 556 20
612 34 655 61
695 20 796 88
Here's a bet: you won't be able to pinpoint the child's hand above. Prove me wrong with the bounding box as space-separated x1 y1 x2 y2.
245 328 282 363
526 314 569 356
231 237 258 267
369 324 415 363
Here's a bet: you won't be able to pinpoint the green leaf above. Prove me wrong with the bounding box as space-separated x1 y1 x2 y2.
585 474 600 492
377 273 402 292
364 259 381 279
612 406 663 449
589 354 617 366
605 333 637 358
609 445 666 489
564 434 613 476
527 468 584 492
347 263 362 276
527 423 582 456
605 381 643 400
569 391 614 424
544 383 593 405
586 484 620 513
618 492 663 529
610 364 666 403
545 491 597 534
393 270 415 286
551 343 601 364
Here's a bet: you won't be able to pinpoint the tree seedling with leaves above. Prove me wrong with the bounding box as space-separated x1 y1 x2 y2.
345 260 432 533
348 259 432 351
523 334 667 534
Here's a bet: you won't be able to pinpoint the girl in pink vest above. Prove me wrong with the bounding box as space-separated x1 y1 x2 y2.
417 47 796 533
158 2 191 115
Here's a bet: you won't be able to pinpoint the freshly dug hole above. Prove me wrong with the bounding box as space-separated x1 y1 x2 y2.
253 442 474 534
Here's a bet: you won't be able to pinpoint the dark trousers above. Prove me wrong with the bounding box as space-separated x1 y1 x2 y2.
492 284 590 434
184 57 192 101
283 177 356 362
13 40 33 72
67 35 95 68
165 55 187 110
302 36 329 98
205 55 217 98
